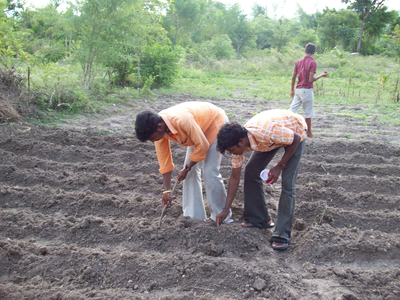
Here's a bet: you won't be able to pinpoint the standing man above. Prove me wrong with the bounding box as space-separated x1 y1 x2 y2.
289 42 328 138
215 109 307 251
135 102 231 223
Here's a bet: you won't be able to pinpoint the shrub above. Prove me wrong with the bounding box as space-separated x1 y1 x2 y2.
30 62 91 112
208 34 236 60
41 43 69 63
140 44 183 88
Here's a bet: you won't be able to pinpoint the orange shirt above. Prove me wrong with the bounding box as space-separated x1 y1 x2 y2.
155 102 226 174
232 110 307 168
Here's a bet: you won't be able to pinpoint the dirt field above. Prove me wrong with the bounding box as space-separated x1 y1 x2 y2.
1 95 400 300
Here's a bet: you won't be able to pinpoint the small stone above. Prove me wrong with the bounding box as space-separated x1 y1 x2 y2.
333 267 348 279
203 242 224 257
243 291 252 299
293 218 307 231
253 277 266 291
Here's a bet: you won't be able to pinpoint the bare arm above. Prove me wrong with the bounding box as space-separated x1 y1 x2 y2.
177 160 197 181
216 166 242 227
279 132 301 166
161 171 172 208
309 71 328 83
290 71 297 99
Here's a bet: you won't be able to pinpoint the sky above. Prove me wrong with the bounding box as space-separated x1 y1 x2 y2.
26 0 400 19
219 0 400 18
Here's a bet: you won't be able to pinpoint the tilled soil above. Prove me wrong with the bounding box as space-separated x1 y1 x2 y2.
1 95 400 300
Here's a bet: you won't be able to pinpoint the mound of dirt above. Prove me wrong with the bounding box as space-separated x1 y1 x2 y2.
0 69 31 123
1 95 399 300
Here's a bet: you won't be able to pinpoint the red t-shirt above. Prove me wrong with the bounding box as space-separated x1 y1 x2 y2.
294 56 317 89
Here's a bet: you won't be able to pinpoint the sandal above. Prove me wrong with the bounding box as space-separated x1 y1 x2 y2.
271 241 289 251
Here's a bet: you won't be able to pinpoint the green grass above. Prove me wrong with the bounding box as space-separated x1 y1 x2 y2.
333 113 369 119
18 49 400 127
157 51 400 126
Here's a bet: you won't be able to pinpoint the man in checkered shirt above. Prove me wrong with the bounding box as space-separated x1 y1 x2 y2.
215 109 307 251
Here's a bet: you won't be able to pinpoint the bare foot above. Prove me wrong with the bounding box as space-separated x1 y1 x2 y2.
241 221 273 228
241 221 254 227
307 132 316 138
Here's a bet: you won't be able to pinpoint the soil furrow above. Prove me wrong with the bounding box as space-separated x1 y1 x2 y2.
1 99 400 299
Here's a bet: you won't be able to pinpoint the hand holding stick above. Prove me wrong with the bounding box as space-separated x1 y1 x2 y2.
159 180 178 226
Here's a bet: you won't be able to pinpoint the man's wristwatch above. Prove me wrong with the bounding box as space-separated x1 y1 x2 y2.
185 164 191 171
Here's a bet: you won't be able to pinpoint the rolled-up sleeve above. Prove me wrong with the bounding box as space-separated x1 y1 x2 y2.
232 154 245 169
155 138 175 174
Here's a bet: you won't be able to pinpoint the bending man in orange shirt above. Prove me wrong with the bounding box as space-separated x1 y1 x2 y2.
215 109 307 250
135 102 232 223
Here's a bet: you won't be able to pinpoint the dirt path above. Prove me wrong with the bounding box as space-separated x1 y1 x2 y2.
1 95 400 299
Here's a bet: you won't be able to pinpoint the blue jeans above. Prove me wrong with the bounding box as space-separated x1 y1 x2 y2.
243 140 305 243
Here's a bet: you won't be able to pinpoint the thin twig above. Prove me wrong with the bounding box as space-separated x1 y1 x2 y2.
319 206 328 224
89 105 98 115
320 164 328 174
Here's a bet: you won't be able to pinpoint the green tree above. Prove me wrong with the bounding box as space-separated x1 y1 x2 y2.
251 3 267 18
296 5 318 29
361 6 397 54
101 1 169 88
388 11 400 33
162 1 254 56
252 15 298 52
0 0 30 69
220 3 255 54
193 33 235 60
5 0 24 16
295 28 318 49
71 0 143 89
140 43 182 88
342 0 386 53
209 34 235 59
22 3 71 62
317 8 360 52
251 15 274 49
162 0 207 48
392 25 400 66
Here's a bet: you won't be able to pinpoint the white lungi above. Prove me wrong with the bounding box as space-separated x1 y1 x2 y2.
182 116 231 222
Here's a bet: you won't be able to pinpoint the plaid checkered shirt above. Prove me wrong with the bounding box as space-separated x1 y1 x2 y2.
231 110 307 168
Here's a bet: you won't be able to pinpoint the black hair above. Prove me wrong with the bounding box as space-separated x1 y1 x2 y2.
305 43 316 54
134 111 162 142
216 122 248 154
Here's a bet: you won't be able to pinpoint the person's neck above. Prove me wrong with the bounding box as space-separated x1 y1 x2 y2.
244 136 251 148
162 120 170 133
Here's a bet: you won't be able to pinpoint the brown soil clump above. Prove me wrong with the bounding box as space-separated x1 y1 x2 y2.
1 95 399 299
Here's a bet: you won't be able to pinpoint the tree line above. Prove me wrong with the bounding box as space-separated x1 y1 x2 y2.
1 0 400 92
